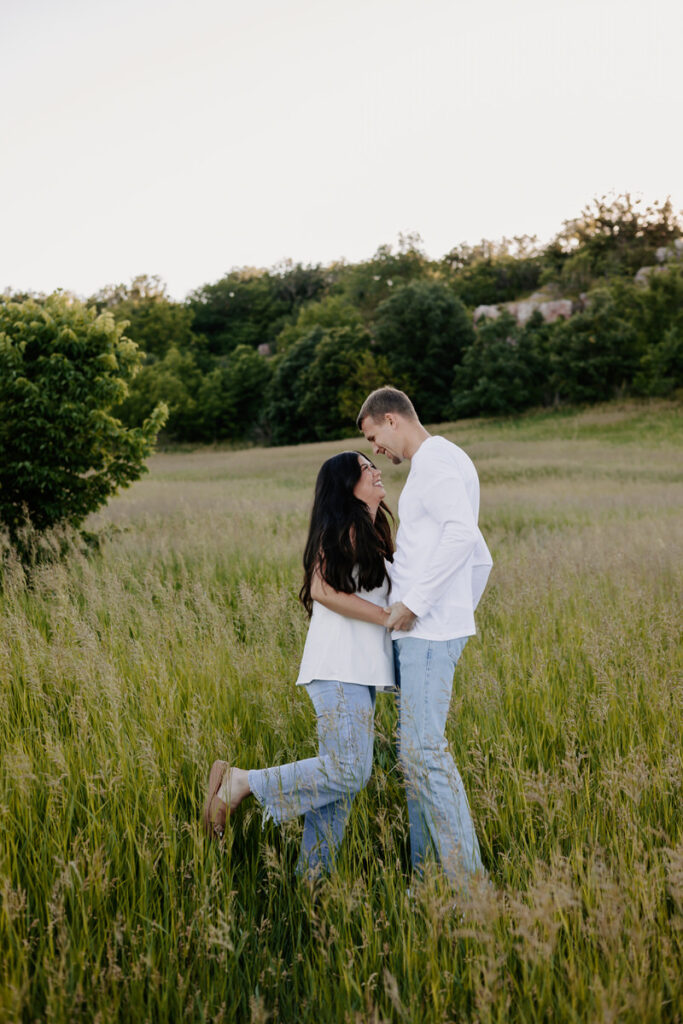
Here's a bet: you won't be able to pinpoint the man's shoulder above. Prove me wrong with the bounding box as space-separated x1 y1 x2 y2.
417 435 475 473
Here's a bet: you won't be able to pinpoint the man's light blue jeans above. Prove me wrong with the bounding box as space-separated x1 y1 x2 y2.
248 680 375 877
394 636 484 883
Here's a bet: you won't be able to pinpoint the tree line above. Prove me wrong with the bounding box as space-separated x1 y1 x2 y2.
4 194 683 453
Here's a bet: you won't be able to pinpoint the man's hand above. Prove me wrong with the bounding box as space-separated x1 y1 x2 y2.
385 601 417 632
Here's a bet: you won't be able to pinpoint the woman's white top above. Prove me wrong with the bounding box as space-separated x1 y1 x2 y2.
295 575 395 690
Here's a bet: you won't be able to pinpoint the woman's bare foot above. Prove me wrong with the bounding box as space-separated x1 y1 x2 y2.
202 761 251 838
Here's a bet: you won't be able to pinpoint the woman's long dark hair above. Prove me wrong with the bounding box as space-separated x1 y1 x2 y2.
299 451 394 616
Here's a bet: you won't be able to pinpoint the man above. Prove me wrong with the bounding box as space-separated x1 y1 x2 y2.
357 386 492 885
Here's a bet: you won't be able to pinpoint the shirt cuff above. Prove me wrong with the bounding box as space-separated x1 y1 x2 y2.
401 590 430 618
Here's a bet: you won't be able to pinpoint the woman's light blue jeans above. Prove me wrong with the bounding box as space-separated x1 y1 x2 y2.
394 636 484 884
248 680 376 877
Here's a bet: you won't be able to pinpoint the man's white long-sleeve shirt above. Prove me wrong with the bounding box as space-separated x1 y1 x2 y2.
389 435 493 641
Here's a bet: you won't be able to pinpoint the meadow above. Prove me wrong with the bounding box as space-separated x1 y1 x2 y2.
0 399 681 1023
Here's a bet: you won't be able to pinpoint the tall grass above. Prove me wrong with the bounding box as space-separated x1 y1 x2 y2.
1 400 681 1023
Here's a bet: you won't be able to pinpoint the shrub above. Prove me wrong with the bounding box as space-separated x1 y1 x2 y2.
550 291 640 403
0 294 166 543
373 280 474 422
452 312 553 417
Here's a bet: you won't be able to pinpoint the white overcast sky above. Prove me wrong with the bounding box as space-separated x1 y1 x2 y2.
2 0 681 300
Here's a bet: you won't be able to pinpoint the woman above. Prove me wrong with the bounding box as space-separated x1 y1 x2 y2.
203 451 396 877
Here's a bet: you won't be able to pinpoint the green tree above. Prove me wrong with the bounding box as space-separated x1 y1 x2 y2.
275 295 362 351
442 236 543 307
338 349 394 424
115 346 202 441
550 290 640 403
297 326 372 441
0 294 166 541
91 275 199 362
189 263 327 357
265 325 376 444
551 193 682 288
265 329 322 445
373 280 474 422
452 311 553 417
630 266 683 395
336 235 430 320
634 327 683 397
196 345 272 441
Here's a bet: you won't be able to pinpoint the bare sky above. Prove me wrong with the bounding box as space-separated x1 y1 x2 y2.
2 0 681 299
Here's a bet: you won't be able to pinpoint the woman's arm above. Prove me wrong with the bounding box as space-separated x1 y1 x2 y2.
310 570 390 626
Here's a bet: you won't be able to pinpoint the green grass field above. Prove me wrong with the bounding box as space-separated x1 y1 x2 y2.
1 399 682 1023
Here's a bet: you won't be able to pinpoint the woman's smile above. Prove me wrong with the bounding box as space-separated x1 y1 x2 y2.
353 456 385 511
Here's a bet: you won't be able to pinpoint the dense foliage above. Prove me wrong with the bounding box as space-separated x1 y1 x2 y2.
4 194 682 448
0 294 167 543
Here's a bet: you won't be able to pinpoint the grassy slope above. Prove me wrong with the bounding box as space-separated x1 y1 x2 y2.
0 399 681 1023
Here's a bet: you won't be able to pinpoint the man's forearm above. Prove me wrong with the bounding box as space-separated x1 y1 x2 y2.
385 601 417 631
402 520 478 617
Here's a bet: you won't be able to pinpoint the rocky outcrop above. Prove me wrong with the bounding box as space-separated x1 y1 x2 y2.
634 238 682 286
473 294 573 327
472 304 500 324
655 238 683 263
474 238 683 324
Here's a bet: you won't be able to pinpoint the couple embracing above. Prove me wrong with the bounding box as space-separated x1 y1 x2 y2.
204 386 493 887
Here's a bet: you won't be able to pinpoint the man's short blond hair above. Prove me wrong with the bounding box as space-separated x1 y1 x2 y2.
356 387 418 429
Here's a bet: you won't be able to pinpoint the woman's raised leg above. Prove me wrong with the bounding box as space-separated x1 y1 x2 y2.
296 682 376 876
246 681 374 871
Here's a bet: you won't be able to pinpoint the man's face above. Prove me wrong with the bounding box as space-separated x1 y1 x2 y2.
360 414 404 465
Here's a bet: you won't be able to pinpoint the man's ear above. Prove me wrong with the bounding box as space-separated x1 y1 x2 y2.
385 412 398 429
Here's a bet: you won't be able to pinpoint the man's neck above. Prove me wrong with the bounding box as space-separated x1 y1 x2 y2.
404 424 431 460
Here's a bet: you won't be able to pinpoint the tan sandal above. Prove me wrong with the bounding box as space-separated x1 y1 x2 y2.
202 759 229 837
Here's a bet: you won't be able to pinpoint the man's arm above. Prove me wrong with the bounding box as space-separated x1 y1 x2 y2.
400 464 480 619
310 571 390 626
385 601 416 631
471 536 493 610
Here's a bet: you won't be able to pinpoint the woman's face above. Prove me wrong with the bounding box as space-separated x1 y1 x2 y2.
353 455 385 515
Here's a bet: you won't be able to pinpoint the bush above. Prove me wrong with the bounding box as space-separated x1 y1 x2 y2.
264 329 322 445
452 311 553 417
115 346 204 441
633 327 683 397
0 294 166 543
373 280 474 422
265 325 376 444
550 291 640 403
196 344 272 441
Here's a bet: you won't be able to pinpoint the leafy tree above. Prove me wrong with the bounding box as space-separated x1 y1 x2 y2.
634 327 683 397
442 236 543 307
337 349 395 424
336 235 430 320
189 263 327 357
550 290 640 403
115 346 203 441
275 295 362 351
551 193 682 288
196 345 272 441
265 329 322 445
91 275 199 362
265 325 376 444
0 294 166 541
452 311 553 417
630 266 683 396
297 326 372 441
373 280 474 421
632 265 683 345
